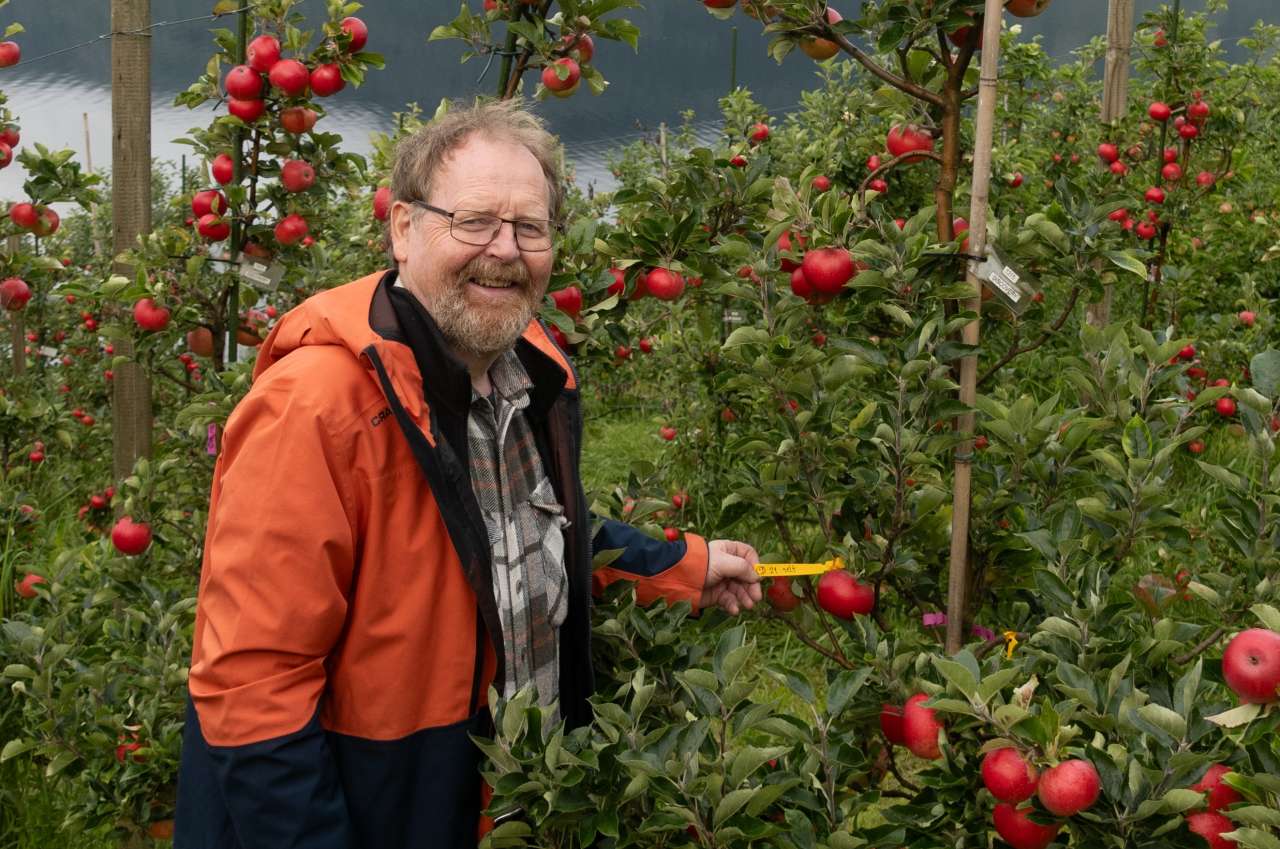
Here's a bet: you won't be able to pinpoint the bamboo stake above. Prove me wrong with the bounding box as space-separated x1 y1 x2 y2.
945 0 1005 655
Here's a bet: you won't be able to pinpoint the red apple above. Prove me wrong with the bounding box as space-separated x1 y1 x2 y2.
340 17 368 52
812 175 831 192
1146 186 1166 204
815 570 874 619
886 123 935 164
280 159 316 193
749 122 770 143
777 229 808 272
310 63 345 97
1097 142 1120 163
15 572 46 598
561 33 594 63
992 803 1060 849
211 153 235 185
9 201 38 230
644 267 685 301
1221 628 1280 703
1186 811 1237 849
789 267 812 299
280 106 319 134
1192 764 1242 812
133 298 171 332
274 213 310 246
224 64 263 100
660 425 677 441
0 277 31 310
196 214 231 241
268 59 309 96
111 516 153 556
801 246 855 295
1149 101 1172 122
541 57 580 97
227 98 266 123
33 207 59 237
879 704 906 745
0 126 19 148
799 7 842 60
373 186 392 221
901 692 944 760
550 285 583 318
192 189 229 218
1215 397 1237 418
1238 311 1256 327
982 748 1040 803
247 34 281 72
606 267 625 297
0 41 20 67
1038 759 1101 816
767 578 801 612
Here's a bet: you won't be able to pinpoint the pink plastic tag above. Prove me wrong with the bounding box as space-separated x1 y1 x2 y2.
207 423 218 455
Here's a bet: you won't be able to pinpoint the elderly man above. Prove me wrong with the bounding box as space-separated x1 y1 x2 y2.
173 99 762 849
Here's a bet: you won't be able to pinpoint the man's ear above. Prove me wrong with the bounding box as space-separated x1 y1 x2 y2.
388 201 414 264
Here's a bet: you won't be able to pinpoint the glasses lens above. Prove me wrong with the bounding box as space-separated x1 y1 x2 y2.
450 210 554 251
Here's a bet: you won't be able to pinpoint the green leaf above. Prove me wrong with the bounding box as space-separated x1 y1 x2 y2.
1122 415 1153 460
1136 703 1186 740
45 750 78 777
1250 603 1280 631
1104 249 1148 279
0 738 35 762
1226 828 1280 849
714 787 758 826
931 657 979 700
1161 788 1204 813
1250 350 1280 399
1205 703 1262 728
1229 807 1280 829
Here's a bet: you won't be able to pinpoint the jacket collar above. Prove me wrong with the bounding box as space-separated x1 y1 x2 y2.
378 270 567 421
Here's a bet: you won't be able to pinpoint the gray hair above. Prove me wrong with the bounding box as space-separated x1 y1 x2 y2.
390 98 565 226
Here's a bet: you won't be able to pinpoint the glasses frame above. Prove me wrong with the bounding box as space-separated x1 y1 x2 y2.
410 201 559 253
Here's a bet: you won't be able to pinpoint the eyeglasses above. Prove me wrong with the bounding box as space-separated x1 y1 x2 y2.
411 201 558 252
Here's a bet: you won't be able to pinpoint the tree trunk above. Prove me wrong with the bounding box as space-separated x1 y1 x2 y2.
110 0 153 482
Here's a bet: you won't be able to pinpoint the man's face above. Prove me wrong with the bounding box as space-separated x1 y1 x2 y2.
389 134 555 362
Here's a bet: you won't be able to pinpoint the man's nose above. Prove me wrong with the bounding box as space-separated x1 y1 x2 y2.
485 220 521 262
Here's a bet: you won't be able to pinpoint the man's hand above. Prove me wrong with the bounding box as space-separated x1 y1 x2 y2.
699 540 762 615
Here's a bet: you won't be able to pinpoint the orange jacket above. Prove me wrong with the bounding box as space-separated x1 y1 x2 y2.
174 271 709 849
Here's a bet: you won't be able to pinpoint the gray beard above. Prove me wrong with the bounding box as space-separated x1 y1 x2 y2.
415 263 544 362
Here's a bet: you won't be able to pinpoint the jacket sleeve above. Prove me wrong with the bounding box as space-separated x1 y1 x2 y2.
185 374 358 849
589 516 708 609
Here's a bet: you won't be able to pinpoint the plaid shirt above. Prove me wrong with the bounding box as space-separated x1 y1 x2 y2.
468 349 570 709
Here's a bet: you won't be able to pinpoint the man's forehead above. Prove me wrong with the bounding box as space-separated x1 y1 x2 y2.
430 138 550 212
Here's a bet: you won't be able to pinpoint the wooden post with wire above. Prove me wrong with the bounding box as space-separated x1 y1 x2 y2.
945 0 1005 655
7 235 22 378
110 0 153 482
1088 0 1135 329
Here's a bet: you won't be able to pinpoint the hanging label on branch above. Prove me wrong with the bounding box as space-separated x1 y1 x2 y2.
240 259 284 291
971 245 1038 316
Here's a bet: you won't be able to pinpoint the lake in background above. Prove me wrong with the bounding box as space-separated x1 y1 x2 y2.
5 0 1277 201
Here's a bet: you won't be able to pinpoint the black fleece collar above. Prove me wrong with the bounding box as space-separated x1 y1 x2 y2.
375 269 567 421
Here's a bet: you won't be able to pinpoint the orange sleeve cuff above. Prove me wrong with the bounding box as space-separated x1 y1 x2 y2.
591 533 708 611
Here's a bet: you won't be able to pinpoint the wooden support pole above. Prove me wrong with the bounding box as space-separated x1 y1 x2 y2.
7 236 22 378
1089 0 1135 329
110 0 153 482
945 0 1004 655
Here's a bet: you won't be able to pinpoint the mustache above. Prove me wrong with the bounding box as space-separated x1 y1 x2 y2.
459 259 530 285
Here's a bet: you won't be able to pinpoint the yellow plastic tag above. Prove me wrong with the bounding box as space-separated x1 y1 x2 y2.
1003 629 1020 659
754 558 844 577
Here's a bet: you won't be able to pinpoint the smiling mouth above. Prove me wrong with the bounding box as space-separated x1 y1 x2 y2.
468 275 519 289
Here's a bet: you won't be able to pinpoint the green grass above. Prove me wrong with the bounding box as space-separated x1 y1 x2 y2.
581 411 662 495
